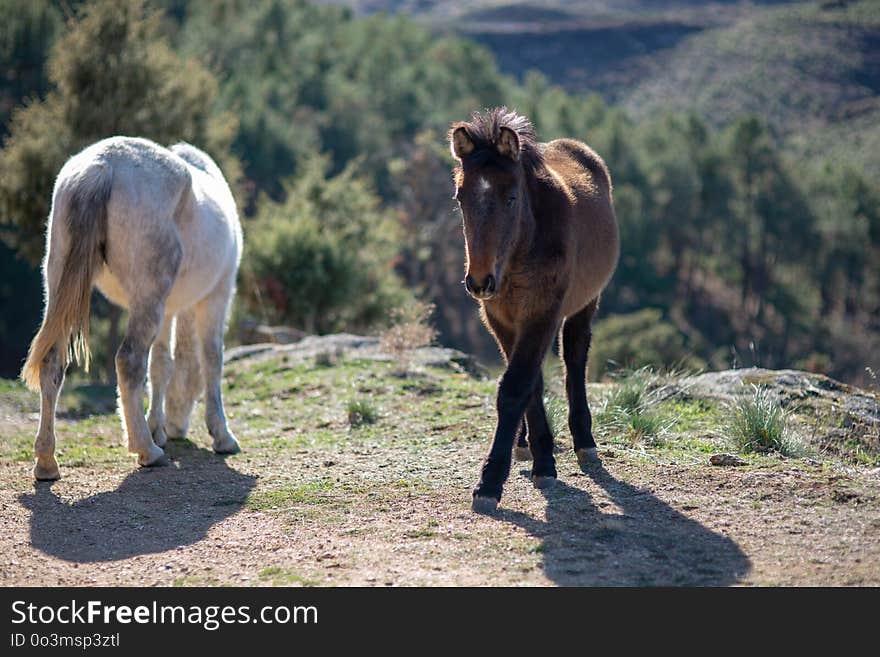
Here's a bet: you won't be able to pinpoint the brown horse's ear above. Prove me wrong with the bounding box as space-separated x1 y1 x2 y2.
450 125 475 160
496 127 520 161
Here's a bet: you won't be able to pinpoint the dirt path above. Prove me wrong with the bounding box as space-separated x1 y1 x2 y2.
1 342 878 586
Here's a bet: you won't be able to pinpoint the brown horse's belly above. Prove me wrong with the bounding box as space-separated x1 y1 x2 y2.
561 249 617 318
561 287 598 318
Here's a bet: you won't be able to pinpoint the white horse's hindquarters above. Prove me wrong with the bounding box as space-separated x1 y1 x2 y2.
93 149 241 317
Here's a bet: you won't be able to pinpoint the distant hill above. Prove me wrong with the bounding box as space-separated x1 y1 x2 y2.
316 1 806 100
318 0 880 173
624 0 880 175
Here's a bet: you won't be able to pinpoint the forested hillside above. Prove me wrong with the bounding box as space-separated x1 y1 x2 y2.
0 0 877 387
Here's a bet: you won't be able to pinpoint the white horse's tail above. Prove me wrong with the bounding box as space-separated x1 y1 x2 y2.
21 163 113 391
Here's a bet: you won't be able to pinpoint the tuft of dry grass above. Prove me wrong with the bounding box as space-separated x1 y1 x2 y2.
379 300 437 375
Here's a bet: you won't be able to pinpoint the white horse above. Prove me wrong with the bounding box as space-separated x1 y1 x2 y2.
21 136 242 480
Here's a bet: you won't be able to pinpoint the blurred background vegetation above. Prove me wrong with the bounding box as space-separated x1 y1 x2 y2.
0 0 877 386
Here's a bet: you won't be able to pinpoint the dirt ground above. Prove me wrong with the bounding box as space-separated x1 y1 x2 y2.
1 341 878 587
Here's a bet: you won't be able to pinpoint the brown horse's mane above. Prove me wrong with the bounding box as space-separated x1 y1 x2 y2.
453 107 545 175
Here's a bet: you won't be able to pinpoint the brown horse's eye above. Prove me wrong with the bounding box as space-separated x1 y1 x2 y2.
506 195 517 208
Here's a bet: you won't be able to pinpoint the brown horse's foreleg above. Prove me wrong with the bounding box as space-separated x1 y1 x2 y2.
485 314 531 461
561 298 599 468
524 371 556 485
474 312 560 512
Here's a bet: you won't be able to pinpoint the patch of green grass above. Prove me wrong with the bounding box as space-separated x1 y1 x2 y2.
0 415 125 466
246 480 335 510
663 399 721 432
172 575 224 587
726 385 805 457
838 437 880 468
346 399 377 427
669 436 719 455
258 567 320 586
404 528 437 539
224 355 496 458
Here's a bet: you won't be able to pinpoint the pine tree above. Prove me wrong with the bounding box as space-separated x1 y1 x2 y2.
0 0 236 263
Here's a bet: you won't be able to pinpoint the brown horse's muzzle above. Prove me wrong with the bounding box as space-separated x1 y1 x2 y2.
465 272 497 300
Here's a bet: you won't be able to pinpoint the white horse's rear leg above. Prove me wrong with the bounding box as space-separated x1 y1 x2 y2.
164 309 202 438
196 279 239 454
116 232 180 466
147 316 174 448
117 302 169 467
33 343 65 480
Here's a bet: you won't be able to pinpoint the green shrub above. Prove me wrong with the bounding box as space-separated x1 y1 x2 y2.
590 309 705 381
240 156 409 334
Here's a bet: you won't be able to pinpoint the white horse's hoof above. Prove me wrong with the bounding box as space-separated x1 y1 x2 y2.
138 444 167 468
576 447 599 468
531 475 556 489
213 434 240 455
152 426 168 448
472 496 499 514
514 446 532 462
33 457 60 481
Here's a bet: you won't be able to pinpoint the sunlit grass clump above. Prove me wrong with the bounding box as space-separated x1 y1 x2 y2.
543 393 568 436
595 368 677 444
726 385 804 456
346 399 378 427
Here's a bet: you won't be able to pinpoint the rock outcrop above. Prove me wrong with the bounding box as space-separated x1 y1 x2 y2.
224 333 489 378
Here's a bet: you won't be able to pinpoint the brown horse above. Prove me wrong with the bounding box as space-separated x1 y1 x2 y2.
449 108 619 512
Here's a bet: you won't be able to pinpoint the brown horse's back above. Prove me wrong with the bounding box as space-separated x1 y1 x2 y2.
543 138 619 318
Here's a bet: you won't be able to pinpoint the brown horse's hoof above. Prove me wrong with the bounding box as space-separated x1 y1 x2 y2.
576 447 600 469
531 475 556 490
472 496 499 514
514 446 532 462
33 459 60 481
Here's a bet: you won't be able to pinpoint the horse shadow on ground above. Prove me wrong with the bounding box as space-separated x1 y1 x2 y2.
18 440 256 563
498 461 751 586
